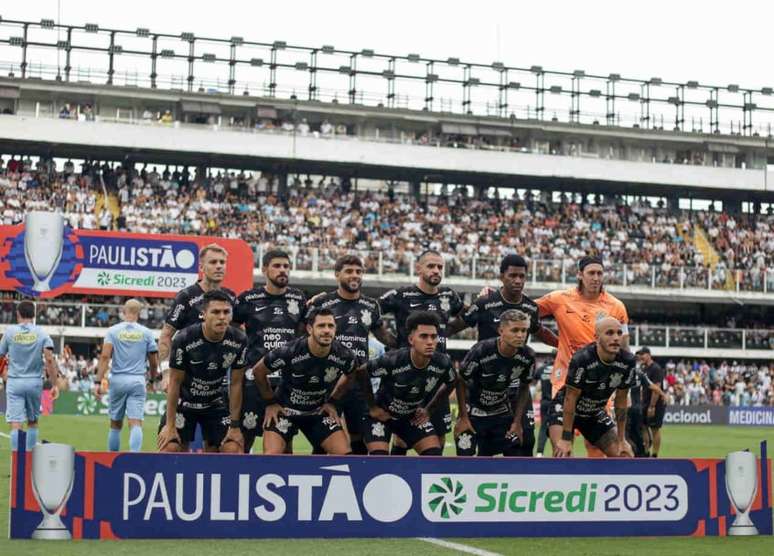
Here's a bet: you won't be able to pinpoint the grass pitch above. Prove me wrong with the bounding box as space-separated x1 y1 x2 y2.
1 416 773 555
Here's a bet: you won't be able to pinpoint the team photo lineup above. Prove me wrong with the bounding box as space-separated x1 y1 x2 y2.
4 242 672 460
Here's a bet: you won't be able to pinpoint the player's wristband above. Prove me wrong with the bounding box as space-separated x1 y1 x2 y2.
263 396 278 406
228 421 241 429
561 430 573 442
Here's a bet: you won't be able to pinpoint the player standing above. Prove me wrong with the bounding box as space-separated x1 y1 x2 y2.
548 317 635 458
94 299 159 452
1 300 59 451
233 248 307 452
357 311 455 456
454 310 536 456
252 308 356 455
157 290 247 453
379 250 463 452
308 255 396 454
637 347 667 457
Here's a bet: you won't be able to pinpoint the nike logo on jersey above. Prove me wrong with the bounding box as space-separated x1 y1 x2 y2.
254 306 269 312
410 303 423 307
190 360 204 364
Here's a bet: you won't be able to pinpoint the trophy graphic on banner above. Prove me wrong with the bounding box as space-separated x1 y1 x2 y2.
31 443 75 540
725 450 759 536
24 211 65 292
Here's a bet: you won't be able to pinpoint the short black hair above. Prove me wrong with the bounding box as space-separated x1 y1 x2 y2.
202 289 233 308
500 254 528 274
334 254 363 272
306 307 335 326
406 311 441 335
262 248 290 267
417 249 442 263
17 300 35 319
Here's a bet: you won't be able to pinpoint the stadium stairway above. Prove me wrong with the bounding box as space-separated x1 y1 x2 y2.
692 224 735 290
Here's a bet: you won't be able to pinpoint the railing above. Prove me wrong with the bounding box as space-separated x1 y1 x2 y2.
0 300 771 352
256 246 774 294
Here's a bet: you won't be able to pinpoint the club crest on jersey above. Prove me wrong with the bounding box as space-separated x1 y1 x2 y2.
609 373 623 388
222 352 237 369
371 421 385 438
275 417 291 434
440 297 450 313
242 411 258 430
287 299 300 315
425 376 438 392
457 432 473 450
324 367 339 383
360 309 372 328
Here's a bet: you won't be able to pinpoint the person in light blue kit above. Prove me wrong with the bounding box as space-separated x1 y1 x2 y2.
94 299 159 452
0 300 59 451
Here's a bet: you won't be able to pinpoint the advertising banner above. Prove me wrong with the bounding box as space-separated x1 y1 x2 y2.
51 391 167 417
663 405 728 425
0 213 253 298
9 438 772 539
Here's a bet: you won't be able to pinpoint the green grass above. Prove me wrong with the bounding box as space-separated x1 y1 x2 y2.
1 417 773 554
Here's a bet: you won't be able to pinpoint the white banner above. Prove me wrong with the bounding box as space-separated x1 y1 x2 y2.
72 268 198 293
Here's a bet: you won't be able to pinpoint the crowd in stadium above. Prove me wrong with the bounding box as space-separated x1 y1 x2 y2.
2 158 774 284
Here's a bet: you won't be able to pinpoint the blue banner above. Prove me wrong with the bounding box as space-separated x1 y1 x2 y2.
9 438 772 539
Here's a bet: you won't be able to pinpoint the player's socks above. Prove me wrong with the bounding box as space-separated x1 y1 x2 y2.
419 447 443 456
129 426 143 452
390 445 408 456
369 450 388 455
10 429 19 451
108 428 121 451
651 453 658 458
25 428 38 450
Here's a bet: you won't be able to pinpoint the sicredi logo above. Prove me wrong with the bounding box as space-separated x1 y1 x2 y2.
421 474 688 522
122 467 414 523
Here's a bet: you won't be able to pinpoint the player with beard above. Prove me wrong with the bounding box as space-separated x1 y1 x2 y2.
537 255 629 457
233 249 307 453
356 311 455 456
548 317 635 458
157 290 248 453
252 308 356 455
379 250 463 453
455 310 536 457
458 254 559 455
308 255 396 454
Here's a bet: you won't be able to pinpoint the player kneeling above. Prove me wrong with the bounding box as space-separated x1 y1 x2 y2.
357 312 456 456
455 309 536 457
252 308 356 455
157 290 247 454
548 317 635 458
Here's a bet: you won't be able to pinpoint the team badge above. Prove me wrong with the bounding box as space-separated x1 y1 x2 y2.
242 411 258 430
287 299 300 315
275 417 291 434
222 352 237 369
360 309 372 328
457 432 473 450
609 373 622 389
440 297 450 313
324 367 339 383
371 422 386 438
175 413 185 429
425 376 438 392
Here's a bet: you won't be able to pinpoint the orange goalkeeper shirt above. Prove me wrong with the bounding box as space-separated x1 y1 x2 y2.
536 287 629 392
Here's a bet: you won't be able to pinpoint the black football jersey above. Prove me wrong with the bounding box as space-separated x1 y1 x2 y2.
308 292 382 364
560 343 636 417
379 286 463 352
459 338 535 416
165 283 237 330
170 324 248 412
629 368 653 408
263 337 356 414
233 287 307 368
462 289 540 341
641 362 666 408
367 348 456 417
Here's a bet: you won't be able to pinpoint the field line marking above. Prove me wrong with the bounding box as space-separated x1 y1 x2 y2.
0 431 9 439
417 537 503 556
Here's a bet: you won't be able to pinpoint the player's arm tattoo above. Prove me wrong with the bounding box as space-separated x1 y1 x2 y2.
614 388 628 441
512 381 532 427
561 385 581 438
373 323 397 348
229 367 245 424
95 342 113 383
252 359 276 403
164 368 185 428
455 380 470 420
536 326 559 347
355 363 377 407
158 323 176 363
446 315 468 336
